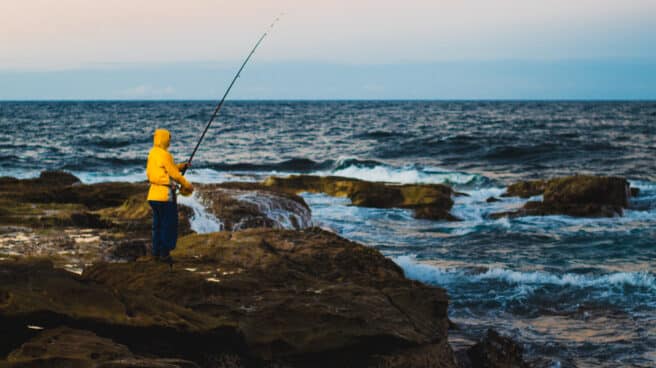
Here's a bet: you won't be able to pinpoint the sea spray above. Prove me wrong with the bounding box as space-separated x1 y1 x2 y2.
177 193 223 234
235 192 312 230
393 255 656 290
320 159 488 186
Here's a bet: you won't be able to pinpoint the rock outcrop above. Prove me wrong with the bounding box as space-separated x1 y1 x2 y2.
263 175 458 221
0 259 249 366
1 228 457 367
194 183 312 231
456 329 529 368
0 172 312 268
492 175 635 218
501 180 547 199
4 327 201 368
0 171 536 367
0 172 193 268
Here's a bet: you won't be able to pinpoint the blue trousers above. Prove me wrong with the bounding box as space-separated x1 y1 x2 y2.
149 201 178 257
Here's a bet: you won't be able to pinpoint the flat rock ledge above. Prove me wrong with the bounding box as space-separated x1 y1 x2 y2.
0 171 533 367
1 228 456 368
263 175 459 221
492 175 637 219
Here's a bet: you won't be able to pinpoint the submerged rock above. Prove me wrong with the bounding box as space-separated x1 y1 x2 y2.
263 175 457 221
456 329 529 368
492 175 634 218
1 228 456 367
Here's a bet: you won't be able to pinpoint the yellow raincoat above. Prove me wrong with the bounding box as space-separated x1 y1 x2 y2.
146 129 192 201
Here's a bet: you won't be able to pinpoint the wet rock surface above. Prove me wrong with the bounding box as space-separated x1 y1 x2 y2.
4 327 201 368
263 175 457 221
0 172 192 270
0 228 456 367
0 259 249 366
84 228 454 367
0 172 308 268
0 171 532 367
492 175 635 218
195 183 312 231
455 329 529 368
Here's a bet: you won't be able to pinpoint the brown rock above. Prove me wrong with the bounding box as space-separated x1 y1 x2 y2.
4 327 201 368
0 172 147 229
81 228 455 366
0 259 249 364
195 183 312 231
543 176 629 208
263 175 456 221
501 180 547 198
35 170 82 186
458 329 529 368
0 173 196 264
493 175 633 218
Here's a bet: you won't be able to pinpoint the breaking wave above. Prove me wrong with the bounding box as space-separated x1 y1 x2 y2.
235 192 312 230
317 158 490 186
67 157 493 188
394 256 656 290
177 193 223 233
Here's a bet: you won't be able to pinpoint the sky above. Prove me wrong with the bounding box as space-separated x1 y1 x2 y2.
1 0 655 99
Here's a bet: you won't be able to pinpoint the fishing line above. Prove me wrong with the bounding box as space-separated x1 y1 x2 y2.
182 14 284 175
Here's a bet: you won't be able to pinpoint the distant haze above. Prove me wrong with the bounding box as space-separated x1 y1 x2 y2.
2 0 655 99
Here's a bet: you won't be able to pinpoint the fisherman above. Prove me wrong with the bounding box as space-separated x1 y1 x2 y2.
146 129 194 262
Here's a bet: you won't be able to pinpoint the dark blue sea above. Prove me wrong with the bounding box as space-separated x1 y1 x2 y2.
1 101 655 367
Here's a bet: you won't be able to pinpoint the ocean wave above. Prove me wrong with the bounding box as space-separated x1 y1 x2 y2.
394 256 656 290
207 158 333 173
483 144 561 160
352 130 401 139
72 170 147 183
59 156 146 171
76 135 150 149
72 168 258 184
320 158 489 186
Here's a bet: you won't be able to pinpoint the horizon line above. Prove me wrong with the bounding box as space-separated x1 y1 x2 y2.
1 98 655 103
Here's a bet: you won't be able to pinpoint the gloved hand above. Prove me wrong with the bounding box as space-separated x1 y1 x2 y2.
179 183 194 197
178 162 191 172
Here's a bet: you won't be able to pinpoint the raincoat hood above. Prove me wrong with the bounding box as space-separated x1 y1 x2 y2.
153 129 170 149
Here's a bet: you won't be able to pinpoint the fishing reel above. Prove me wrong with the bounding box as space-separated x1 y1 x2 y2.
179 185 193 197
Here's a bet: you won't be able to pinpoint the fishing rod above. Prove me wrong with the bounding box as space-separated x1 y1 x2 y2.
181 15 283 175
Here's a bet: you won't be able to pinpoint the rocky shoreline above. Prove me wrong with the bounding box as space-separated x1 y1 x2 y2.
1 170 635 367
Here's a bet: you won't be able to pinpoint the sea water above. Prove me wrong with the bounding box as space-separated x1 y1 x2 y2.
1 100 654 367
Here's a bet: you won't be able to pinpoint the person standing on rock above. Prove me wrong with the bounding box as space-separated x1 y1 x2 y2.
146 129 194 262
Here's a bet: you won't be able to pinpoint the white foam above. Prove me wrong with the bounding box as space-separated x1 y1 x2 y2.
394 256 464 284
73 170 146 184
186 169 259 184
177 193 223 234
394 256 656 289
73 168 257 185
630 180 656 192
1 169 42 179
316 160 483 185
235 192 312 230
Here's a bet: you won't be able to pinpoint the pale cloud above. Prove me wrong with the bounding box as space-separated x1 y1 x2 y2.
1 0 654 70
